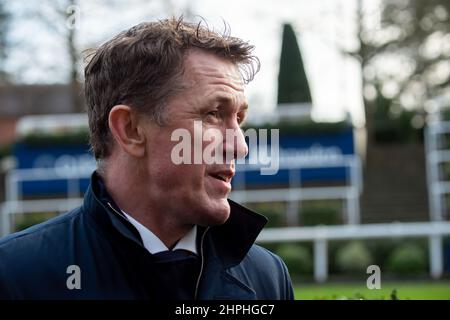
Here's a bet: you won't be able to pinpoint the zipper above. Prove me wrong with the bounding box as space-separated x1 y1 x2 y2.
106 202 127 220
107 202 120 215
194 226 210 300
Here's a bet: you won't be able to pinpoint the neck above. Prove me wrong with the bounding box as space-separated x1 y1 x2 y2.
100 158 191 248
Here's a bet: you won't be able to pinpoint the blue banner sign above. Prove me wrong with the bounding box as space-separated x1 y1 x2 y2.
13 142 95 196
234 128 356 187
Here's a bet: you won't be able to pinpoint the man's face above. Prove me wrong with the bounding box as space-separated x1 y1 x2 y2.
141 50 249 227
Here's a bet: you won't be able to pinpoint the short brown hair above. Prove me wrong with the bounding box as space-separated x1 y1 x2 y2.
84 17 259 160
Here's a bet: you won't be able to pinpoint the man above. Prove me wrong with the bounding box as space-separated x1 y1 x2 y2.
0 18 294 299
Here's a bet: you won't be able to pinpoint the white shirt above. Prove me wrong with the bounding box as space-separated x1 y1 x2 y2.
121 211 198 255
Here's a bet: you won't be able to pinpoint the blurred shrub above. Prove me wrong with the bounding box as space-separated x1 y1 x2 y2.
259 242 280 254
365 239 399 271
300 204 340 226
19 129 89 145
442 133 450 150
386 244 427 275
335 241 373 273
247 202 285 228
330 239 428 277
442 162 450 180
373 92 423 144
441 108 450 122
262 211 284 228
15 212 57 232
276 243 313 276
374 113 422 143
0 144 12 159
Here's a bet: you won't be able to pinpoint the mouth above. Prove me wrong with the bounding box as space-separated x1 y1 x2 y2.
209 172 233 183
207 169 235 193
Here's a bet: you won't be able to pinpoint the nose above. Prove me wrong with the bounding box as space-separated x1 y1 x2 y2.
223 123 248 163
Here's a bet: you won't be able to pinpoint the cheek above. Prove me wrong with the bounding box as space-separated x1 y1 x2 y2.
150 161 206 193
146 126 207 193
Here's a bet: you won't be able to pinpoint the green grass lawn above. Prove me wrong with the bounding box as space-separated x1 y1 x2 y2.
294 281 450 300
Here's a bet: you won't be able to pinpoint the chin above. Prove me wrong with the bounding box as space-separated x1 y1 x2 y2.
198 198 231 226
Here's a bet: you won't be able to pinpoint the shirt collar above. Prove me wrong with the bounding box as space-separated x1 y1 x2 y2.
121 210 198 255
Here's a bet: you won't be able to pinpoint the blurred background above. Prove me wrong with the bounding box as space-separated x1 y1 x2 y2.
1 0 450 299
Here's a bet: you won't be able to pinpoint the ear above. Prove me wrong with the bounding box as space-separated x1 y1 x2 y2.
108 105 146 158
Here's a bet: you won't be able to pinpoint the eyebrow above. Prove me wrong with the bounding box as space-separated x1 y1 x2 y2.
215 95 248 112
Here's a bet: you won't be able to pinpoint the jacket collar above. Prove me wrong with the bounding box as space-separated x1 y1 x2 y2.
206 199 267 268
83 172 267 267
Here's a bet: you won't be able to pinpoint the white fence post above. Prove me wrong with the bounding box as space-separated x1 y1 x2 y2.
429 235 443 279
286 169 300 226
0 203 9 237
314 239 328 283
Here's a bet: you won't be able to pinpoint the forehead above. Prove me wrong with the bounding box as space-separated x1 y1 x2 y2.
182 50 245 94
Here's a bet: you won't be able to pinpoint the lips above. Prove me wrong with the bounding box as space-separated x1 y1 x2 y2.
209 169 235 183
207 168 235 194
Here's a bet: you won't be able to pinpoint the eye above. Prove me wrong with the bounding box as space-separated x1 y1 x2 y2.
207 110 219 118
237 112 246 125
205 110 220 123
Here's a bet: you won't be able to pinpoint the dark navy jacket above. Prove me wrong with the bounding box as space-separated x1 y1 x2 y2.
0 174 294 300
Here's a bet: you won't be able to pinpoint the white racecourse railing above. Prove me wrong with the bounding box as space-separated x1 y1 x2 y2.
1 166 94 236
257 221 450 282
425 120 450 222
231 155 363 225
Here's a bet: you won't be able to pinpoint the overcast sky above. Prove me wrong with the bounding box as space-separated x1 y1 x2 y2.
5 0 378 127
